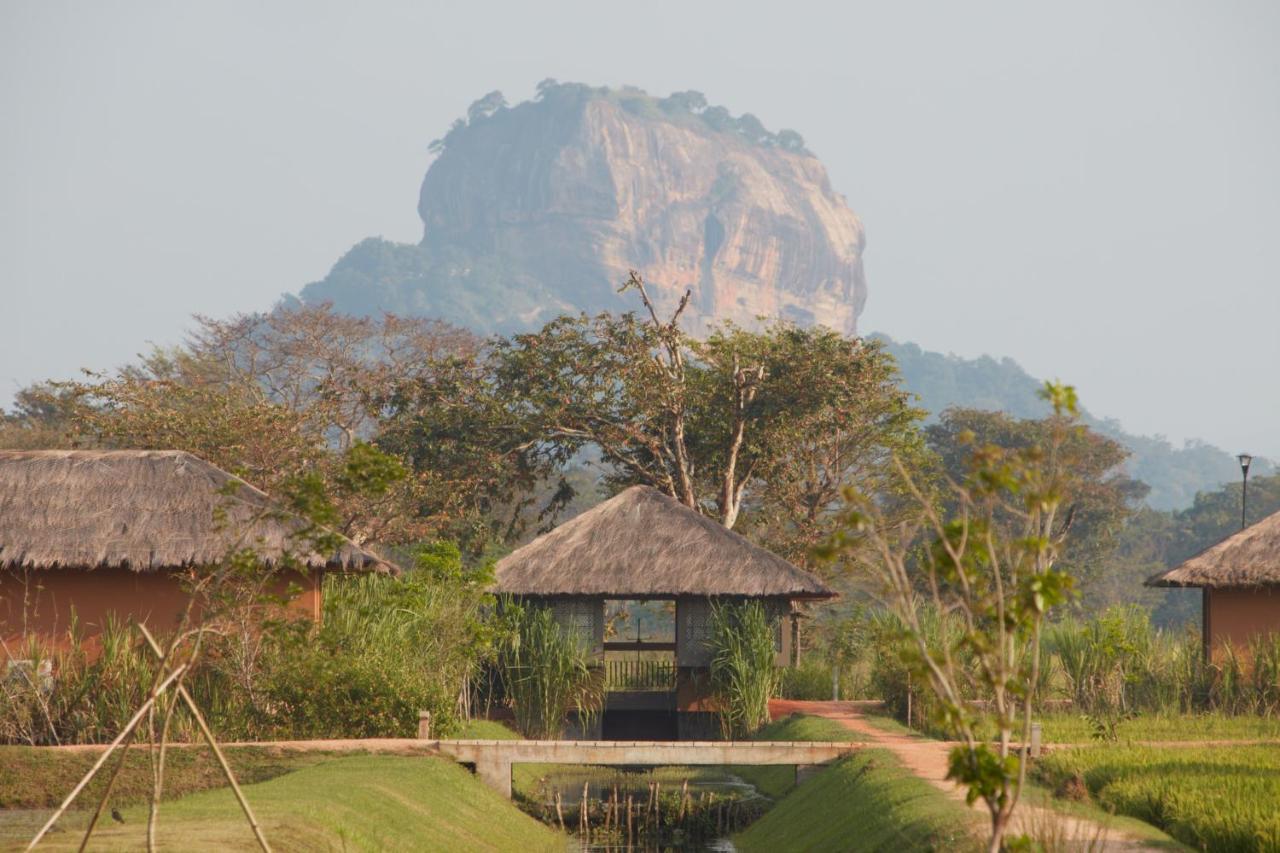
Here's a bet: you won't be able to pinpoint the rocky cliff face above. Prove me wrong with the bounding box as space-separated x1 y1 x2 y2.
302 85 867 335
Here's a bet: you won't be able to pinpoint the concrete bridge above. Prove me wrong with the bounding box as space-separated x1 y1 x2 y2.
428 739 859 797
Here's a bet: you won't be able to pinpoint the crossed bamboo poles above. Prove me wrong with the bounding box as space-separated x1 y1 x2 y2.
26 623 271 852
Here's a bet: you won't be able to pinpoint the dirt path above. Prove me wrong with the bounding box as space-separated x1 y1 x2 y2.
769 700 1163 851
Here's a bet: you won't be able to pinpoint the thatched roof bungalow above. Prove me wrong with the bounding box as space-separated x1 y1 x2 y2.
1147 509 1280 658
495 485 833 600
495 486 835 739
1 450 393 655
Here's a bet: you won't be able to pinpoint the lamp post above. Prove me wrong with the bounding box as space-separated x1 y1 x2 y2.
1237 453 1254 530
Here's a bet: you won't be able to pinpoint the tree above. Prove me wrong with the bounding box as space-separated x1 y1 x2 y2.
17 305 477 547
734 113 769 144
466 90 507 123
926 407 1145 612
698 323 925 561
661 90 707 114
824 383 1080 852
700 105 734 132
384 271 924 541
775 129 807 153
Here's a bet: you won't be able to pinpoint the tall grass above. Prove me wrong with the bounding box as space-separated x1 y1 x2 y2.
1045 606 1280 720
0 615 175 745
495 600 602 739
707 600 777 738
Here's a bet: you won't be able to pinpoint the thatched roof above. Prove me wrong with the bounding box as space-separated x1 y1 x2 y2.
495 486 835 599
0 450 395 573
1147 510 1280 589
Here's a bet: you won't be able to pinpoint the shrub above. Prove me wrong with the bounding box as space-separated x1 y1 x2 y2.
776 660 834 701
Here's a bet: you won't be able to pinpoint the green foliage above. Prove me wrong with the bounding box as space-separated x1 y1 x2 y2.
494 600 602 739
925 406 1144 615
384 292 924 553
1033 745 1280 852
1029 711 1280 744
751 712 865 744
707 600 778 738
246 563 489 739
775 660 835 701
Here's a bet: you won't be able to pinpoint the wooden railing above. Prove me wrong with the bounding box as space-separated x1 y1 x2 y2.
604 659 677 692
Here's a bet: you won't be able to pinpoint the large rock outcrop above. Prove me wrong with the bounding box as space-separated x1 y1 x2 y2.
301 84 867 335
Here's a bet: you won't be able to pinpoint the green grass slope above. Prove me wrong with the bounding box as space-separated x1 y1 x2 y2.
735 749 979 853
4 754 564 852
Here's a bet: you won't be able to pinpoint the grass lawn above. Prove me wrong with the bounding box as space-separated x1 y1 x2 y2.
0 754 564 852
731 713 866 799
456 719 522 740
0 745 329 811
1034 744 1280 852
734 748 980 852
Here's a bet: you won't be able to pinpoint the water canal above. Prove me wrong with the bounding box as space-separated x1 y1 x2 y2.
513 763 775 851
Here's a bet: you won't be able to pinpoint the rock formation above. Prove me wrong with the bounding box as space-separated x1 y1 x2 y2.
301 83 867 335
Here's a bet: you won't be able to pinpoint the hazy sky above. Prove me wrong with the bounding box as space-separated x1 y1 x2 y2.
3 1 1278 456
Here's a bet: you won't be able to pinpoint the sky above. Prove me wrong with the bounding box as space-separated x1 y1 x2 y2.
3 1 1279 456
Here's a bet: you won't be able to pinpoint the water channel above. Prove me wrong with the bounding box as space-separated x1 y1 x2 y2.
514 764 772 852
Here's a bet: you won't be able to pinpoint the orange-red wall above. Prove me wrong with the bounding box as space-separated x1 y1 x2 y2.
1205 586 1280 659
0 566 321 658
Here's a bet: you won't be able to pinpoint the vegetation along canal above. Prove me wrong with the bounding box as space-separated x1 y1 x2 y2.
514 763 772 850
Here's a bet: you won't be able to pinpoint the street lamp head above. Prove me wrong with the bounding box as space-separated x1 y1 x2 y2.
1238 453 1254 474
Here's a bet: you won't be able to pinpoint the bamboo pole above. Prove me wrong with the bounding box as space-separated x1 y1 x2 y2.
76 717 143 852
136 625 271 853
27 664 187 851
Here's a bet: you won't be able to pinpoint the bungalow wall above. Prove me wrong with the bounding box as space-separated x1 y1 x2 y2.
1205 586 1280 659
0 566 322 659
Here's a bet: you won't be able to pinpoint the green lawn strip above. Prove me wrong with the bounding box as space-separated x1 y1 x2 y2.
858 713 924 737
0 745 328 810
1033 744 1280 852
456 719 522 739
735 748 981 852
3 754 565 852
732 713 868 798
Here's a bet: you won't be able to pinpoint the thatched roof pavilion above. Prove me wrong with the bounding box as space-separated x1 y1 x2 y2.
1147 509 1280 658
495 486 834 740
1147 511 1280 589
495 485 834 599
0 449 392 573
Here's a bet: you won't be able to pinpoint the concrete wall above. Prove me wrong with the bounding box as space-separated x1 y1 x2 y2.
0 566 321 658
1206 586 1280 659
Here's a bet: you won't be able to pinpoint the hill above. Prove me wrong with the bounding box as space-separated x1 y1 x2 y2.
879 336 1269 510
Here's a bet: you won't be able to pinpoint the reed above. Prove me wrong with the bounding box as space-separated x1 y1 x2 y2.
707 599 777 738
495 600 602 739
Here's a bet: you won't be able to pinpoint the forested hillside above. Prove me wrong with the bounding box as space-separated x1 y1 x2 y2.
880 336 1270 510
